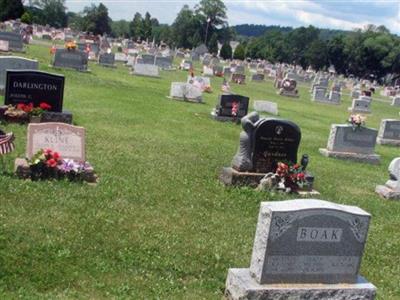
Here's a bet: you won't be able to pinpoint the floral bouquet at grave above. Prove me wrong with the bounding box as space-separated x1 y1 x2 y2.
348 114 366 131
258 162 307 193
4 102 52 122
231 101 239 117
27 148 94 182
65 40 77 51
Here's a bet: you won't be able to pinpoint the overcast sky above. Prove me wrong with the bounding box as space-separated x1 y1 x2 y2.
65 0 400 34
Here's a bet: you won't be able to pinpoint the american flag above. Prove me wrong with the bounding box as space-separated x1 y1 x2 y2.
0 132 15 155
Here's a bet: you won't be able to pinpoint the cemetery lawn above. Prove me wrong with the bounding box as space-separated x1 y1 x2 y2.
1 44 399 300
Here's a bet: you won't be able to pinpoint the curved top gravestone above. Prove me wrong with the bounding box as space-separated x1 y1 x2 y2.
252 118 301 173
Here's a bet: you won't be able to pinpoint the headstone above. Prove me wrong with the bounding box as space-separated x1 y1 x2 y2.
155 56 172 69
0 40 9 52
169 82 202 103
312 87 327 102
377 119 400 146
133 64 159 78
251 73 265 82
279 78 299 98
203 65 214 76
114 53 128 62
98 52 115 67
253 101 278 116
211 94 249 121
348 99 371 114
4 70 65 112
225 199 376 299
328 91 341 104
0 31 23 52
0 56 39 91
232 115 301 173
53 49 88 71
231 73 246 84
142 54 155 65
27 122 85 161
319 124 380 164
376 157 400 199
235 65 245 74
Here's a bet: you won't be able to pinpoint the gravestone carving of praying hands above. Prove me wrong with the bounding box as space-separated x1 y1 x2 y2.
232 112 260 172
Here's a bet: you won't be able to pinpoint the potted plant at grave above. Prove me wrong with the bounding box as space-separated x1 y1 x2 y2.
4 102 52 123
348 114 366 131
27 148 95 182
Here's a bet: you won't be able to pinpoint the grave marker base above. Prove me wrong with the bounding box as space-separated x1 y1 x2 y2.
14 158 98 184
166 96 204 104
319 148 380 164
376 137 400 146
225 269 376 300
375 185 400 200
210 110 240 123
312 98 340 105
278 90 299 98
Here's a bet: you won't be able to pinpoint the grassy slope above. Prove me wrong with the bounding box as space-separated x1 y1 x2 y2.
0 44 399 299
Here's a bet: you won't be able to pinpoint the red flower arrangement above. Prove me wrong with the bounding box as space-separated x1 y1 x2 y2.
275 162 306 192
43 148 61 168
231 101 239 117
6 102 52 119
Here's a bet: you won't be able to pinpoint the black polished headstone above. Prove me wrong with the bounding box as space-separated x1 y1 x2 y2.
99 53 115 67
252 119 301 173
5 70 65 112
216 94 249 118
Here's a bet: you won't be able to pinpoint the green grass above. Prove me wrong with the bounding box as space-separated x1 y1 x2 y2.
0 44 399 299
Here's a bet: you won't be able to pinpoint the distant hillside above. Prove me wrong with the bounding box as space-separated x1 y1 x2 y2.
232 24 348 40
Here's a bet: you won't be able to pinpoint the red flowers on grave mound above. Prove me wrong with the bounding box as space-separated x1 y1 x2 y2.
5 102 52 120
39 102 52 110
231 101 239 117
43 148 61 168
275 162 306 192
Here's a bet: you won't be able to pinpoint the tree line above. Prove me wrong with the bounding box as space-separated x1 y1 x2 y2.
1 0 399 79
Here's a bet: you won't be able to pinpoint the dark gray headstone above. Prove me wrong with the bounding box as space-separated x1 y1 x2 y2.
155 56 172 69
5 70 65 112
327 125 377 154
215 94 249 118
252 73 265 82
99 53 115 67
378 119 400 140
0 31 23 52
53 49 88 71
0 56 38 89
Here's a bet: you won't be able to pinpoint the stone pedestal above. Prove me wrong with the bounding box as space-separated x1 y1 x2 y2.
278 90 299 98
319 148 380 165
41 110 73 124
375 185 400 200
376 137 400 146
225 268 376 300
220 167 266 187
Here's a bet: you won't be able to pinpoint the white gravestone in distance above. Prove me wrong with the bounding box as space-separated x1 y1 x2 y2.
225 199 376 299
377 119 400 146
169 82 202 103
27 122 85 162
253 100 278 115
376 157 400 200
133 64 160 78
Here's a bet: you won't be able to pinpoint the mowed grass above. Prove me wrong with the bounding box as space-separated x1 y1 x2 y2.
0 44 399 299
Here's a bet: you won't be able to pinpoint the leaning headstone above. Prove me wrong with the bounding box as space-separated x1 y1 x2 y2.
225 199 376 299
0 56 39 91
211 94 249 122
132 64 159 78
53 49 88 71
376 157 400 200
377 119 400 146
0 31 23 52
26 122 85 161
319 124 380 164
169 82 203 103
253 101 278 116
98 52 115 67
348 98 371 114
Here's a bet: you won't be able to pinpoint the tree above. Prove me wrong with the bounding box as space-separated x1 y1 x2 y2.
0 0 24 22
82 3 111 35
111 20 130 38
305 39 328 71
233 43 246 60
172 5 201 49
33 0 67 28
143 12 152 40
130 12 143 41
219 42 232 59
195 0 227 44
208 32 218 54
21 12 33 24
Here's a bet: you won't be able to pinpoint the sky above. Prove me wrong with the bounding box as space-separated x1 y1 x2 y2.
65 0 400 34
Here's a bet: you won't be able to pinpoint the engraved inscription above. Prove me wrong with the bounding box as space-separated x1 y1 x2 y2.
297 227 342 242
266 256 359 274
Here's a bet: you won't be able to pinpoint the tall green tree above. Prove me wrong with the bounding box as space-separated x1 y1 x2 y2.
130 12 144 41
142 12 152 41
219 42 232 59
208 32 218 54
82 3 111 35
0 0 24 22
195 0 227 44
233 43 246 60
111 20 130 38
33 0 67 28
172 5 201 49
